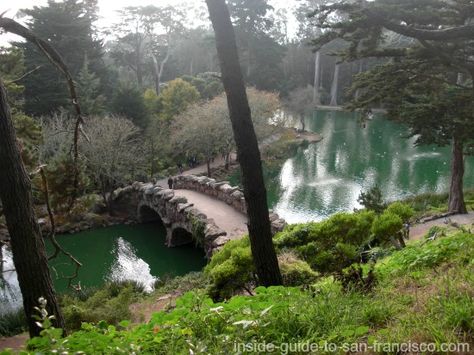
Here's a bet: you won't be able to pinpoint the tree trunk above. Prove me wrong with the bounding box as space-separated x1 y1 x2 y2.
151 54 160 95
397 233 406 248
0 78 65 337
313 51 321 105
448 136 467 214
355 60 363 99
205 0 282 286
300 114 305 132
206 158 212 177
330 63 340 106
225 152 230 170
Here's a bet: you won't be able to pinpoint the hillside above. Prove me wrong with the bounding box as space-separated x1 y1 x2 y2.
5 227 472 354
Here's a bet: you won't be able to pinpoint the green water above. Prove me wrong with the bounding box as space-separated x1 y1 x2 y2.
1 223 206 312
46 223 206 293
232 110 474 223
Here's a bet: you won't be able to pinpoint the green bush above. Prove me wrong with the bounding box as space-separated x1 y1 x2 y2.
205 237 254 300
275 211 375 273
385 202 414 223
278 252 319 286
13 231 473 355
60 281 142 331
376 232 474 278
371 211 403 246
0 308 26 336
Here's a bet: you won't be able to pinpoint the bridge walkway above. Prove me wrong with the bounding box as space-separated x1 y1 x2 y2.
174 189 247 240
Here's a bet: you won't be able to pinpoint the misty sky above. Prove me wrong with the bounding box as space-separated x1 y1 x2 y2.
1 0 297 45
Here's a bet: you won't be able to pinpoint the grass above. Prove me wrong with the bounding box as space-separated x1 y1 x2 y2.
8 230 472 354
401 189 474 218
0 308 26 337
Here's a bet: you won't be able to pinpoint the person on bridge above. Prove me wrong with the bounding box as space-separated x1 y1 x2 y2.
168 176 174 189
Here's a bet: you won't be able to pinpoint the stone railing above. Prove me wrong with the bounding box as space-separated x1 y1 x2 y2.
111 182 230 257
173 174 286 234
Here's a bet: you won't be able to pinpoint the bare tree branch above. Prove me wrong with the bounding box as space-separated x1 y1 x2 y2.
6 65 42 84
36 165 82 290
0 15 85 207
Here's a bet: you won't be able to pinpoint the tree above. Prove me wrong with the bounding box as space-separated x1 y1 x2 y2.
312 0 474 213
77 56 105 116
80 115 145 210
18 0 107 116
111 5 185 92
181 72 224 100
294 0 329 104
172 97 231 177
171 88 279 176
110 85 149 129
159 78 200 123
0 78 66 337
205 0 282 286
39 113 88 213
227 0 286 91
285 86 314 131
0 47 42 169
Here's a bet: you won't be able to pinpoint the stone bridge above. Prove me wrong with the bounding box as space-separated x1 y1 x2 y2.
110 175 286 257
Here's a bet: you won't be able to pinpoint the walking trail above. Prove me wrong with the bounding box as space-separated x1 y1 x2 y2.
409 211 474 241
174 189 248 239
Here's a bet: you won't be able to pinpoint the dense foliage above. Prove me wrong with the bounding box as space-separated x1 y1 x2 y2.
6 231 471 354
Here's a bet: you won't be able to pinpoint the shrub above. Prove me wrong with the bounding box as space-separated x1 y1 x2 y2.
385 202 414 223
275 211 375 274
60 281 142 331
0 308 26 336
371 212 403 247
278 251 319 286
205 237 255 300
357 185 386 214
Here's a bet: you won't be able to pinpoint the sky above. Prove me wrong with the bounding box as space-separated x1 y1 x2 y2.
0 0 297 45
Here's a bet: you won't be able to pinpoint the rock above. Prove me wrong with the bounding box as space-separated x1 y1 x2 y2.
156 189 174 201
269 213 279 222
204 224 227 239
212 236 231 247
169 196 187 204
177 202 194 213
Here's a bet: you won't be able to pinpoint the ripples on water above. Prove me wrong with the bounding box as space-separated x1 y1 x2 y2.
261 110 474 223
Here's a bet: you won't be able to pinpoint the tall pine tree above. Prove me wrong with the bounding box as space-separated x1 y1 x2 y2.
18 0 107 116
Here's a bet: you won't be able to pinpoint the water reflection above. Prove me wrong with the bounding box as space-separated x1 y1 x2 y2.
267 110 474 223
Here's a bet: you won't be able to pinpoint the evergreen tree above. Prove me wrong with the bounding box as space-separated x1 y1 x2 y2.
77 55 105 116
227 0 286 91
312 0 474 213
18 0 107 116
110 85 149 129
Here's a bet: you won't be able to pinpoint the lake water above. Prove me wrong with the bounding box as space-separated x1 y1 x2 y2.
3 109 474 313
1 223 206 313
232 109 474 223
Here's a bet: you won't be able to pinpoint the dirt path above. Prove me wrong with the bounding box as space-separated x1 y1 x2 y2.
174 189 247 239
409 212 474 241
0 333 28 352
156 154 237 188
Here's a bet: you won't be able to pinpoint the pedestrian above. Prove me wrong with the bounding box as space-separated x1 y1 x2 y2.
168 176 174 189
177 162 183 174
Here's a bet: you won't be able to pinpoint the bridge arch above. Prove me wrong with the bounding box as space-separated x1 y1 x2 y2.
110 176 286 257
138 204 163 224
169 225 194 247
